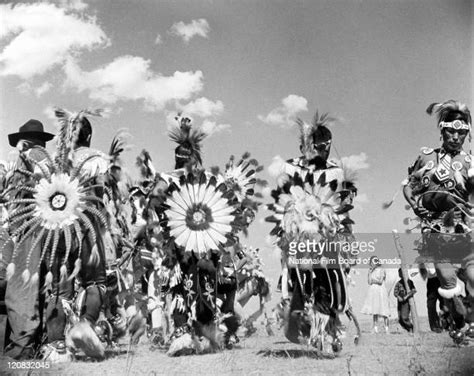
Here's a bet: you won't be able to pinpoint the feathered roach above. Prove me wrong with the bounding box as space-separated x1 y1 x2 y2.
169 115 207 168
426 100 471 125
296 111 337 161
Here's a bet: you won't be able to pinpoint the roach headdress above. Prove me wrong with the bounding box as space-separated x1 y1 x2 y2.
169 115 207 169
426 100 471 137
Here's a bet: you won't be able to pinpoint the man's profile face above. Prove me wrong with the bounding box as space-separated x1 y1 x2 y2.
441 128 468 153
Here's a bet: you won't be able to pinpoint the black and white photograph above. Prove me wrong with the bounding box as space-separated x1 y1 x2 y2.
0 0 473 375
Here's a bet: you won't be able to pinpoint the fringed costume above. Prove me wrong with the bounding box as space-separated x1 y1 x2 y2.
403 100 474 344
266 111 359 354
1 119 55 359
131 116 265 355
1 108 126 361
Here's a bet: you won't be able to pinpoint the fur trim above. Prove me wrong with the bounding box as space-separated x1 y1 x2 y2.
6 263 15 281
167 333 204 356
438 279 465 299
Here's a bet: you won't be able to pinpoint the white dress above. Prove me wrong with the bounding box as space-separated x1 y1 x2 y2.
361 267 390 317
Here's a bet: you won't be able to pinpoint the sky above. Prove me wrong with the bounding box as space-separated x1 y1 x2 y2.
0 0 473 315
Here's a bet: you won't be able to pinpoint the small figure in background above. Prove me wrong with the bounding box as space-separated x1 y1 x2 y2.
394 268 417 332
420 264 444 333
361 256 390 333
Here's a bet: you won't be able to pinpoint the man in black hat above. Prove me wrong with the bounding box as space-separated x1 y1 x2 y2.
8 119 54 149
2 119 54 359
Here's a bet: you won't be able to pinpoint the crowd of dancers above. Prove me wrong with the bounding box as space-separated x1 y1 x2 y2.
0 99 473 363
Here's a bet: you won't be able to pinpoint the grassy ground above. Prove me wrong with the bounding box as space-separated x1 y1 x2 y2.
0 316 472 376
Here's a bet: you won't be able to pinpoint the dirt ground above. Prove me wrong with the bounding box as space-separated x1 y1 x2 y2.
0 316 473 376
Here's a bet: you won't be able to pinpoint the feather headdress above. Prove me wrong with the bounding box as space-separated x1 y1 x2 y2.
169 115 207 169
54 107 104 172
135 149 156 182
296 111 336 160
266 170 349 242
109 129 131 170
427 100 471 141
426 100 471 125
2 108 109 287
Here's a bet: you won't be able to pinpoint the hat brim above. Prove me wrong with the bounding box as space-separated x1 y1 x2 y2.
8 131 55 147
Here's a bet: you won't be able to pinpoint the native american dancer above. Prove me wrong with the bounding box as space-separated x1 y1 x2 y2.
0 108 133 361
1 120 55 359
266 112 360 354
403 100 474 345
134 115 264 355
232 245 272 336
127 149 179 347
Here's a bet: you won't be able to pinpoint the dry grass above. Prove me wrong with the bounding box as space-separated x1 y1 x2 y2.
0 317 473 376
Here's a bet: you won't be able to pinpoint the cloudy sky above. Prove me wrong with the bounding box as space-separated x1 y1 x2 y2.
0 1 473 301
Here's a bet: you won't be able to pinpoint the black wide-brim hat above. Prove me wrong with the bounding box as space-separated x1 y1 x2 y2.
8 119 55 147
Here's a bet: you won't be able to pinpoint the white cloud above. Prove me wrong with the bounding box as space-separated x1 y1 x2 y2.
43 105 57 120
16 81 52 97
64 56 204 111
59 0 89 11
178 97 224 118
154 34 162 45
0 2 108 79
267 155 287 178
201 120 231 136
258 94 308 127
35 82 52 97
169 19 210 43
340 152 370 171
16 82 32 95
165 111 181 130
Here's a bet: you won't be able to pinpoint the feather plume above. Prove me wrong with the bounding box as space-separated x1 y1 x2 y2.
6 263 15 281
109 129 131 168
54 107 104 172
296 118 314 160
21 269 30 285
44 271 53 291
296 111 337 160
30 272 39 286
60 264 68 281
169 116 207 167
69 259 82 281
88 244 100 266
136 150 156 180
426 100 471 125
210 166 220 176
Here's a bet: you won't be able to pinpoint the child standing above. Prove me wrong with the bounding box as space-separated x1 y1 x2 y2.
393 268 417 332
